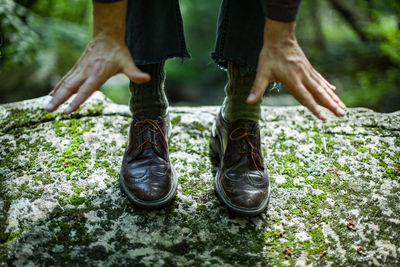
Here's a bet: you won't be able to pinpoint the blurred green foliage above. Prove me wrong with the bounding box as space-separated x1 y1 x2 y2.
0 0 91 101
1 0 399 112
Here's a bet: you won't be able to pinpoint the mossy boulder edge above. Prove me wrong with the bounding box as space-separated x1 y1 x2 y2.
1 92 399 265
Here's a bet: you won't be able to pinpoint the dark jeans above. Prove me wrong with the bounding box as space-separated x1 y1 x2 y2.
125 0 266 74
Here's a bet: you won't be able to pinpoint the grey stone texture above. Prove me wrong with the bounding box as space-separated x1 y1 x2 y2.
0 92 399 266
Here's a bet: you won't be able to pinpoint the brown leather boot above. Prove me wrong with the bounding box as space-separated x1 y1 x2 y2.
210 111 270 216
120 114 177 209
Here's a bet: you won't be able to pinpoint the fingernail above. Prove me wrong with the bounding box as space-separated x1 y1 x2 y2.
45 102 54 111
317 110 326 121
337 107 345 116
64 106 73 114
246 93 257 103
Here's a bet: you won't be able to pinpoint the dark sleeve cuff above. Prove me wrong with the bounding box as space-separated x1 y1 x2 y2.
261 0 302 22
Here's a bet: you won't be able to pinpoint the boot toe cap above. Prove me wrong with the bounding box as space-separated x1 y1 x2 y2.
229 190 266 209
123 169 172 201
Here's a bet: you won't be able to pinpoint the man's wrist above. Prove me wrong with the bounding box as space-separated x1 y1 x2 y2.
92 1 127 43
264 18 296 45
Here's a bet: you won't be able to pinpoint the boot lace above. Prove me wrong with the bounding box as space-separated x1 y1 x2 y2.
134 119 167 150
229 127 260 171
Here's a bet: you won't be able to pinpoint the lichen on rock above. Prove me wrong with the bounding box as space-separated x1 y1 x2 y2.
0 92 399 265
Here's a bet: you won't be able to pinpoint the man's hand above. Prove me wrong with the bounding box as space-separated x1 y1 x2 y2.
45 38 149 114
45 0 150 114
247 19 346 120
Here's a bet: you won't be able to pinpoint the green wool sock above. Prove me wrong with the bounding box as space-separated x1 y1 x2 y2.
129 62 168 118
222 62 262 122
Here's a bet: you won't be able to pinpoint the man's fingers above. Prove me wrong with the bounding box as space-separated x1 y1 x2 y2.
288 82 326 120
64 76 106 114
309 68 331 90
303 74 345 117
45 77 85 112
316 72 336 91
325 86 346 110
247 70 270 104
52 76 68 97
310 68 336 91
304 60 336 91
308 69 346 110
51 62 84 96
305 64 344 110
46 87 77 112
122 60 150 84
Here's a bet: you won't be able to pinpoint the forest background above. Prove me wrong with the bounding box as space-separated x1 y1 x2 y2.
0 0 399 112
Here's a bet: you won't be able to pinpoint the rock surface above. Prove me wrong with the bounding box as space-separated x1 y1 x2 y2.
0 92 399 266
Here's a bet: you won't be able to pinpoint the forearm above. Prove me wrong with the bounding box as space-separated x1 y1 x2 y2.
92 0 127 43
